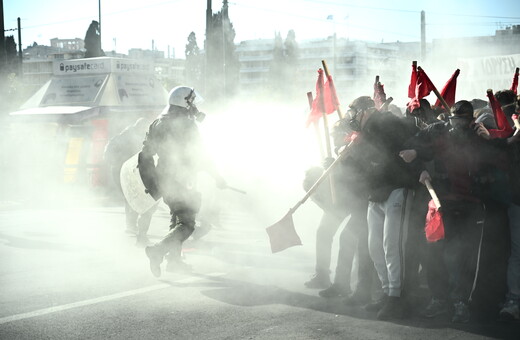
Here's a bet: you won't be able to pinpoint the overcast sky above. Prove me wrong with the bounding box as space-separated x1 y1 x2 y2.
4 0 520 58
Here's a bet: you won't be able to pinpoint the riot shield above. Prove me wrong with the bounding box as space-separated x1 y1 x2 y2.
120 153 160 214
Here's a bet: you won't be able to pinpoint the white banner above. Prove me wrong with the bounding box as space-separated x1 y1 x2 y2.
458 54 520 99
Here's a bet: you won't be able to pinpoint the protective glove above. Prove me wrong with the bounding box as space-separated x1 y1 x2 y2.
214 175 228 190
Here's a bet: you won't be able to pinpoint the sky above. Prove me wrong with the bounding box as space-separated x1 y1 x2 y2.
3 0 520 58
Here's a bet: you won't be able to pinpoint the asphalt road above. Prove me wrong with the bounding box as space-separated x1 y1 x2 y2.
0 199 519 340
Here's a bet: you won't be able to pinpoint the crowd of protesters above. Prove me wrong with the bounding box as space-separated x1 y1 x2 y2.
303 66 520 324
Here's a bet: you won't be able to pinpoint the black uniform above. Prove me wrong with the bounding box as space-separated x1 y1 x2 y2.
142 105 221 275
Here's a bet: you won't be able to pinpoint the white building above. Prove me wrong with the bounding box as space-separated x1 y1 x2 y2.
235 36 398 102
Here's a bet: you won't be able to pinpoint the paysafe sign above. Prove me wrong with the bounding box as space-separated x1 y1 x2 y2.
54 59 111 75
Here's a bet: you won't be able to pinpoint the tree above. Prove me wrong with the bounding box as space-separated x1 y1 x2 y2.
84 20 105 58
284 30 300 99
184 32 203 91
267 30 300 100
268 32 285 93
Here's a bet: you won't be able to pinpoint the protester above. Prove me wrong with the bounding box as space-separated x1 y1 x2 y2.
104 118 157 246
406 100 516 323
142 86 227 277
302 166 342 289
302 164 344 289
497 99 520 321
495 90 517 127
346 96 420 320
315 118 374 304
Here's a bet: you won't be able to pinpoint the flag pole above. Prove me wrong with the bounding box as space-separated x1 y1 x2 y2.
317 72 333 158
424 179 441 209
418 66 451 113
321 59 343 119
289 140 353 214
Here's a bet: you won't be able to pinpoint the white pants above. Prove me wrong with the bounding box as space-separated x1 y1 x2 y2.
368 188 413 297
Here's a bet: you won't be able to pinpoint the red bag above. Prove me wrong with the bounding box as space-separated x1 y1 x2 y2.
425 199 445 243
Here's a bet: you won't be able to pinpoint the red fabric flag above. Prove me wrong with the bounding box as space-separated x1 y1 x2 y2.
373 80 386 110
408 68 437 112
266 211 302 253
511 67 519 94
408 62 418 99
306 69 326 127
306 69 338 127
434 69 460 109
425 199 445 243
324 74 340 114
487 90 513 139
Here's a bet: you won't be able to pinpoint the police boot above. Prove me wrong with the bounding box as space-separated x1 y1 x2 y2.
145 245 165 278
165 240 192 273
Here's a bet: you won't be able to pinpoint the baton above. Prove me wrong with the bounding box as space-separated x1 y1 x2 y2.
225 186 247 195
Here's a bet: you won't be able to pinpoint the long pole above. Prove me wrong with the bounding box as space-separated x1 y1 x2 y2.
421 11 426 61
0 0 6 67
98 0 101 49
17 17 22 77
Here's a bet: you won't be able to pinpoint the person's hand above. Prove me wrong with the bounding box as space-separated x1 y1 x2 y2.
419 170 431 185
508 130 520 144
214 175 227 190
399 149 417 163
474 122 490 140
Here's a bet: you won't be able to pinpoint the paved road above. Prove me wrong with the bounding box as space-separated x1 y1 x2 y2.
0 200 519 339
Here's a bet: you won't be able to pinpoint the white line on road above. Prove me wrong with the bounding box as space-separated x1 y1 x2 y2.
0 272 226 325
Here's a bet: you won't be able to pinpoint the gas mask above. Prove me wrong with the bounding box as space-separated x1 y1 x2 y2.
448 115 473 137
348 108 364 132
188 103 206 122
449 116 472 129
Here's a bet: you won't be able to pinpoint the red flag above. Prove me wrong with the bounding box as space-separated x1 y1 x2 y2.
408 68 437 112
434 69 460 109
373 79 386 110
266 211 302 253
407 62 418 99
306 69 326 127
306 69 338 127
511 67 519 94
487 90 513 139
425 199 445 243
324 74 340 114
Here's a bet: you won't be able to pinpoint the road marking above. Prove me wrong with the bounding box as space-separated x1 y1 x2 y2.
0 272 226 325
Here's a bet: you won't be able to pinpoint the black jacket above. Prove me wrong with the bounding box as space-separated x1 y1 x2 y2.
140 107 215 198
352 111 420 202
413 121 512 203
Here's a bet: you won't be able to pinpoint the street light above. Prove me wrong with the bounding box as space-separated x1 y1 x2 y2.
326 15 349 77
326 15 336 76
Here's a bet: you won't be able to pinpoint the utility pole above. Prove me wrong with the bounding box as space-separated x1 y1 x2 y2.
17 17 22 77
421 10 426 61
98 0 102 50
0 0 6 69
222 0 228 94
